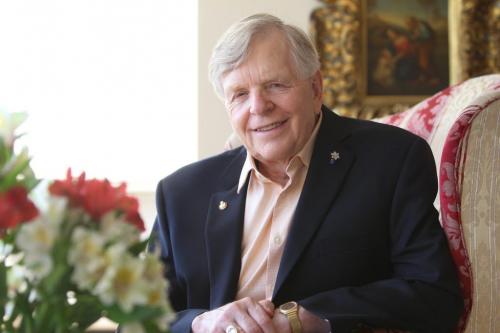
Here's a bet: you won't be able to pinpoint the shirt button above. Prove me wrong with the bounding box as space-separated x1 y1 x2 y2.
273 235 282 245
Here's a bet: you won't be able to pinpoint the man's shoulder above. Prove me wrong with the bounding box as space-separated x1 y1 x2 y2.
334 115 433 166
357 118 417 140
330 112 424 147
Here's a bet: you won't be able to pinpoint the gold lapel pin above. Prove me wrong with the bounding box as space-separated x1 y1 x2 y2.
218 200 228 210
330 151 340 164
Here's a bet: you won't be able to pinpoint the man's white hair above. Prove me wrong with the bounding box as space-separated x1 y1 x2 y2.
208 13 321 99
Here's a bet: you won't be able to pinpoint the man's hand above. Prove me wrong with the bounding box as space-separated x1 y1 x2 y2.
191 298 276 333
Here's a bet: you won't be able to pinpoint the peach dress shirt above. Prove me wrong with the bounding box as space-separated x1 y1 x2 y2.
235 112 323 301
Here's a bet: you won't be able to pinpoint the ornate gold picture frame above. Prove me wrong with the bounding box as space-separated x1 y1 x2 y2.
311 0 500 119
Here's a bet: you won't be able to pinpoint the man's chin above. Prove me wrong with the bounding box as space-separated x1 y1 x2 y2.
253 150 295 166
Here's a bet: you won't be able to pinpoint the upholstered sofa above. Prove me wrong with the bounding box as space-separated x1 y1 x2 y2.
225 74 500 332
376 74 500 333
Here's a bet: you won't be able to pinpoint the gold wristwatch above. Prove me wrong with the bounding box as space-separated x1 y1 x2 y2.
279 301 302 333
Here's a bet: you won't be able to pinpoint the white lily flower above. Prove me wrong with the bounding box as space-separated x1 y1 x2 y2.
0 147 30 178
23 253 53 280
144 277 168 307
142 253 165 283
0 109 27 146
121 322 145 333
140 253 169 308
16 217 58 280
68 227 106 264
7 263 28 295
156 310 175 331
14 195 69 280
68 227 108 290
100 212 140 246
94 247 147 312
45 196 67 226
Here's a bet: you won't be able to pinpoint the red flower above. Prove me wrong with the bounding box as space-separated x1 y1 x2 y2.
49 169 145 231
48 169 86 207
0 186 39 233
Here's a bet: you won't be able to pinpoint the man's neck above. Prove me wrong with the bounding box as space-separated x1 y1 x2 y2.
256 159 290 187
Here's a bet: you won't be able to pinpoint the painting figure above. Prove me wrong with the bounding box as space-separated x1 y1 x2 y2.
406 16 440 85
385 28 419 83
373 48 395 87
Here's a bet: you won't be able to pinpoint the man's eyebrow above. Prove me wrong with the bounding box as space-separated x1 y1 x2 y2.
226 84 245 92
223 79 247 92
224 75 292 94
224 87 246 101
265 77 292 85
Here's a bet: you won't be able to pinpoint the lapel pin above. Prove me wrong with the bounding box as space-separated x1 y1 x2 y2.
330 151 340 164
218 200 228 210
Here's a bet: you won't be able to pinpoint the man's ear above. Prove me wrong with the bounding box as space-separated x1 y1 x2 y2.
311 70 323 105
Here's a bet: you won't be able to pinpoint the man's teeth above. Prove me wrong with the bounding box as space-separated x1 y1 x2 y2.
256 121 285 131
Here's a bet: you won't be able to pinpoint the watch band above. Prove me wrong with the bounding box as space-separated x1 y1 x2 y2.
279 301 302 333
287 310 302 333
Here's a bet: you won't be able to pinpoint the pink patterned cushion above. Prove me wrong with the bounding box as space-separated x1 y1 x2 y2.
377 74 500 333
380 86 453 141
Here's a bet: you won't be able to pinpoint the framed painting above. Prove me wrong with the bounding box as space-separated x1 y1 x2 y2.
363 0 449 103
311 0 500 119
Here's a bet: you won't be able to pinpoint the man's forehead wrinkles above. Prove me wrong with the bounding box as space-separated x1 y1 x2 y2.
222 71 245 93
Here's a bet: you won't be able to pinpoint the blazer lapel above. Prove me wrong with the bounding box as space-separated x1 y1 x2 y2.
273 108 355 298
205 150 248 308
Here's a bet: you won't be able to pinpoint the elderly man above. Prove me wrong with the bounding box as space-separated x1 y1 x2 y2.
152 14 463 333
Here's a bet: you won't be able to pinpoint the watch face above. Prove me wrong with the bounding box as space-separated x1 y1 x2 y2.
280 301 297 311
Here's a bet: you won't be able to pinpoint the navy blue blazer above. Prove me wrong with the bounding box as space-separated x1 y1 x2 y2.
153 107 463 333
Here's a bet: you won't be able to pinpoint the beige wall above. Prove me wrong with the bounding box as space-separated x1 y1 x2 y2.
198 0 320 159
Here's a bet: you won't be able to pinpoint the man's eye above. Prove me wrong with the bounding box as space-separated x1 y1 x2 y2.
268 82 288 90
233 91 248 100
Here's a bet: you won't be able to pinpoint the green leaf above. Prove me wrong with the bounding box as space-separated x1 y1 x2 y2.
20 168 40 191
0 155 32 190
2 229 16 244
19 315 35 333
0 261 7 319
65 293 103 330
0 137 7 166
33 301 54 332
42 262 71 295
12 290 34 332
105 304 164 323
128 238 149 256
142 320 170 333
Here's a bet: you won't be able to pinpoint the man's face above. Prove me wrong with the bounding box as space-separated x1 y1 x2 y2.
221 29 323 167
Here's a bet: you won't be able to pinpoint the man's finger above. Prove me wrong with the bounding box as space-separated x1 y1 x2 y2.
258 300 275 317
234 309 264 333
248 303 276 333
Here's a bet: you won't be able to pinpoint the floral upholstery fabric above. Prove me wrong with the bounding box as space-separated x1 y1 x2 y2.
459 94 500 333
377 74 500 333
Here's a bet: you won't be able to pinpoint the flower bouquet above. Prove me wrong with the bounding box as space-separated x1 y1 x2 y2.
0 110 172 333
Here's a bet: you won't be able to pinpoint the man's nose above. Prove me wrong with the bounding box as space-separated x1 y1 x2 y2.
249 90 273 115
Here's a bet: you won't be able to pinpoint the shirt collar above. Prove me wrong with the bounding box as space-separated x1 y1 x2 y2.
237 111 323 193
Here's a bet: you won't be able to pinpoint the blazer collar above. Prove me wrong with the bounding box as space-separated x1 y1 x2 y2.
273 107 355 299
205 148 248 308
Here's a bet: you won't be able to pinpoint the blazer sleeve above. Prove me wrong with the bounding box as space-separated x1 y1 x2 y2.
298 138 463 333
150 183 209 333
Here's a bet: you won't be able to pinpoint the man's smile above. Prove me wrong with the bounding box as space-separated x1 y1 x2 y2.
253 119 288 132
